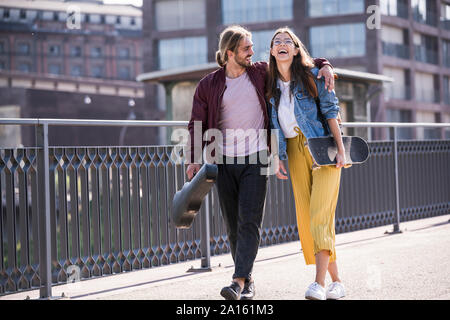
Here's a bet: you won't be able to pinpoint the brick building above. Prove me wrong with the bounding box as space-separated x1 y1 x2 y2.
141 0 450 140
0 0 158 147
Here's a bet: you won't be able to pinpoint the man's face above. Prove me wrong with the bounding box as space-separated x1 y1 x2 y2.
230 36 254 68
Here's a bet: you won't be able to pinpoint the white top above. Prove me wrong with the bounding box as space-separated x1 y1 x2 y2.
277 79 299 138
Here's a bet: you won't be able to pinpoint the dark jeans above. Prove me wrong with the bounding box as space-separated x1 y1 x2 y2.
215 151 268 281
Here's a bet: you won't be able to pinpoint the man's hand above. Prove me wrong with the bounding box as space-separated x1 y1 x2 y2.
317 65 335 92
276 159 288 180
186 164 201 181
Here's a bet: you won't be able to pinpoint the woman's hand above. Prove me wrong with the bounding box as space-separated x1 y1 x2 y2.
335 149 346 169
276 159 289 180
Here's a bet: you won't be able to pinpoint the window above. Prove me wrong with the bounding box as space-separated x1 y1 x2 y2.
413 33 438 65
386 109 413 140
17 43 30 55
442 3 450 30
158 37 207 70
415 71 438 103
383 67 410 100
71 65 83 77
118 66 131 80
90 14 101 24
20 9 26 20
48 64 61 75
48 44 61 57
0 61 6 70
3 9 10 19
17 62 31 73
155 0 205 31
416 111 440 139
117 47 130 59
381 26 409 59
0 42 5 54
91 65 104 78
444 114 450 139
444 76 450 105
308 0 364 17
310 23 365 58
91 47 102 58
70 46 82 57
412 0 437 26
443 40 450 68
380 0 409 18
222 0 292 25
251 30 275 62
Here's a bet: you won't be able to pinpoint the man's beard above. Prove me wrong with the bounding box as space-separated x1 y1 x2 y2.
235 55 252 68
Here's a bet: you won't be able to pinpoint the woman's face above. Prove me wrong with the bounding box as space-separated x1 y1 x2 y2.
270 32 299 63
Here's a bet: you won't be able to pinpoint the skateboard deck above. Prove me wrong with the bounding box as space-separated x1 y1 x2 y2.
307 136 370 168
172 164 218 229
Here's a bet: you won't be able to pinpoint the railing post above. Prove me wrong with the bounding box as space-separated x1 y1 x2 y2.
200 192 211 270
392 127 402 233
36 123 53 298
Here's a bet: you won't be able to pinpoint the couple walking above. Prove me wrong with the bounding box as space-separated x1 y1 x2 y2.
186 25 346 301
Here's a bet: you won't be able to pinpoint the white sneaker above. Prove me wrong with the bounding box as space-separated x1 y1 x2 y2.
305 282 326 300
326 281 345 300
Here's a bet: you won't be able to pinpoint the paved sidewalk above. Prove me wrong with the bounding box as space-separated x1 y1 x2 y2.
1 214 450 300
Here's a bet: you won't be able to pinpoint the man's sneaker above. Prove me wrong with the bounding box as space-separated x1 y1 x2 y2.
305 282 326 300
326 282 345 300
220 281 242 300
240 280 255 300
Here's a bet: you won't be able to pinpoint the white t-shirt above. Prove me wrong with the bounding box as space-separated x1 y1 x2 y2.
277 79 299 138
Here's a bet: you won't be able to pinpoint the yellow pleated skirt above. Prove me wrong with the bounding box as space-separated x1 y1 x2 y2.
286 128 341 265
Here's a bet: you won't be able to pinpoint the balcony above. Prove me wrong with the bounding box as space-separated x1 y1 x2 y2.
382 0 409 19
442 19 450 31
382 42 410 59
414 45 438 65
412 8 438 27
415 87 440 104
385 83 411 100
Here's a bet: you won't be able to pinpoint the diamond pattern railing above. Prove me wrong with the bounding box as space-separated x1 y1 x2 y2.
1 141 449 296
0 119 449 297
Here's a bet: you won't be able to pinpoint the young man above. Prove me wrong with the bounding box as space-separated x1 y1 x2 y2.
186 25 335 300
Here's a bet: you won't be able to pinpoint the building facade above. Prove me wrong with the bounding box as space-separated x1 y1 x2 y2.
0 0 159 146
142 0 450 140
0 0 143 81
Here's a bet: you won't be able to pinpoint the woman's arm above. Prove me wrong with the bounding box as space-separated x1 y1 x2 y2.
327 118 346 168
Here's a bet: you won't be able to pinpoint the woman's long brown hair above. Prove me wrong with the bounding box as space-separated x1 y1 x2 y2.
266 27 317 111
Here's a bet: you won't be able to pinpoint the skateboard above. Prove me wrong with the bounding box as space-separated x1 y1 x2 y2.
306 136 370 169
172 164 218 229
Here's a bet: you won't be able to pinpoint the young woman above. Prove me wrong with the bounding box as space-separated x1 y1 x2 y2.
267 27 346 300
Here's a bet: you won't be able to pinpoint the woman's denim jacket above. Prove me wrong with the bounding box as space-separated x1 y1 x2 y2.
269 67 340 161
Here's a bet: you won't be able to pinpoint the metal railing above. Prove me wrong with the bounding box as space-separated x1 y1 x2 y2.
382 42 410 60
0 119 449 299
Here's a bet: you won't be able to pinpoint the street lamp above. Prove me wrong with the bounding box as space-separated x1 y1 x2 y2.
84 95 92 105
